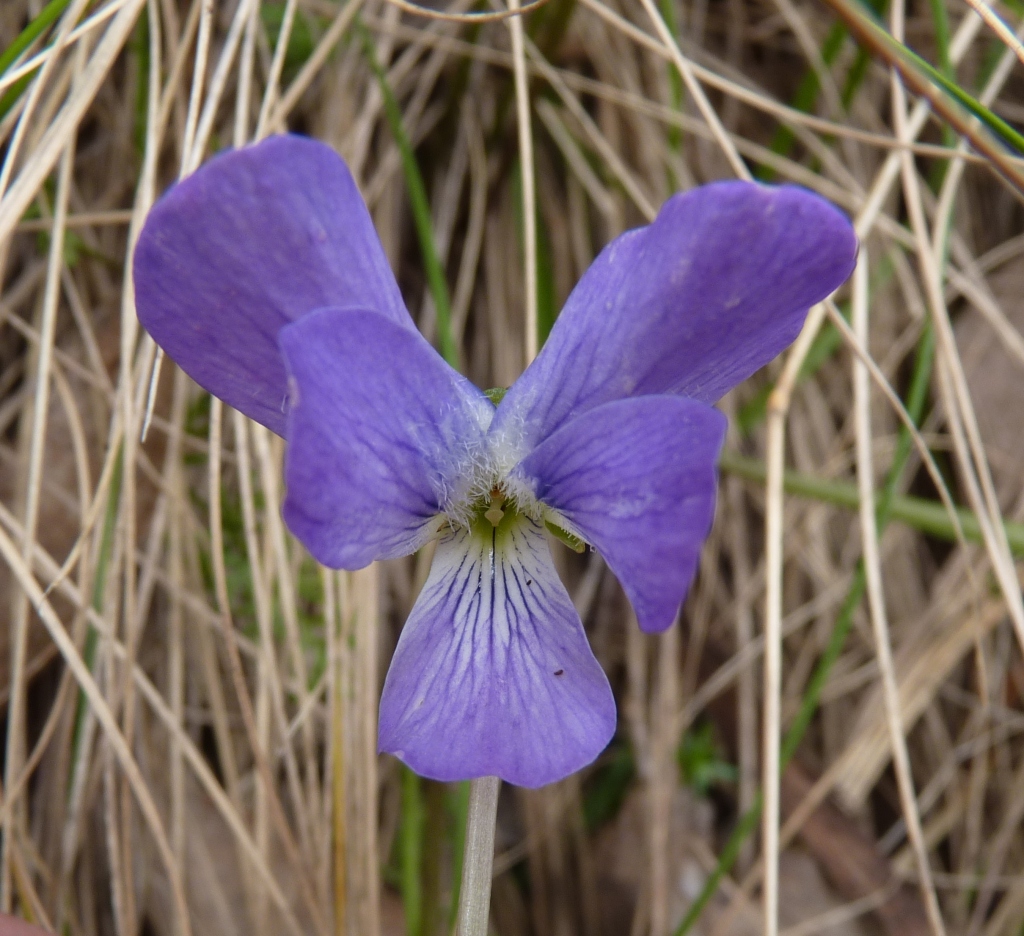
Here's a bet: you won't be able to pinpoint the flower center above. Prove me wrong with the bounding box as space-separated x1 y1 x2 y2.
454 480 587 555
438 405 586 554
440 423 535 531
461 487 526 544
483 487 506 527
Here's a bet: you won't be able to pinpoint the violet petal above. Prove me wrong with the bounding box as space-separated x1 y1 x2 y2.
491 182 857 450
134 135 412 436
379 515 616 787
510 396 726 633
279 308 491 569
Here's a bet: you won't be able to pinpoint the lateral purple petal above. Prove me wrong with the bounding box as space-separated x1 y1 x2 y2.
510 396 726 633
379 516 616 787
492 182 857 449
280 308 491 569
134 134 412 436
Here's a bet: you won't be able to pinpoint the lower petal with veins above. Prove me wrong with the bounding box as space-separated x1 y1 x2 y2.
378 513 615 788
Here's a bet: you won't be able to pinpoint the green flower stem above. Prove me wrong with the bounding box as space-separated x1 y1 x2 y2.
455 776 500 936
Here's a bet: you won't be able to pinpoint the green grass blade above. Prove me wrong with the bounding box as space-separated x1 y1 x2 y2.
844 0 1024 154
659 0 684 175
420 781 446 936
924 0 955 186
718 448 1024 553
763 22 846 177
0 73 33 122
898 40 1024 153
0 0 76 120
925 0 951 77
70 444 123 778
513 160 558 346
447 781 471 932
359 23 460 370
762 0 886 177
674 794 762 933
400 766 425 936
0 0 72 77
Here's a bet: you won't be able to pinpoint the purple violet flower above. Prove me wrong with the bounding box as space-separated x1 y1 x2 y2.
134 135 857 788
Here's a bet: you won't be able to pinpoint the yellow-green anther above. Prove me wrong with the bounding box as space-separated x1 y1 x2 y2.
483 387 507 406
545 520 586 553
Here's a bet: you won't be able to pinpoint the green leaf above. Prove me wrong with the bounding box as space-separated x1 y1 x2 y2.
678 722 737 795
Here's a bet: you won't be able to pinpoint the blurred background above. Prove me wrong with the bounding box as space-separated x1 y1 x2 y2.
1 0 1023 933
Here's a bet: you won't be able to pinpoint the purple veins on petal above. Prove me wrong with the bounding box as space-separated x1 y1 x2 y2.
492 181 858 450
279 307 492 570
133 134 413 436
133 135 861 789
378 513 616 788
510 395 726 634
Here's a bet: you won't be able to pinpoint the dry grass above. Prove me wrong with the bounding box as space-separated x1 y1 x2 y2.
1 0 1024 934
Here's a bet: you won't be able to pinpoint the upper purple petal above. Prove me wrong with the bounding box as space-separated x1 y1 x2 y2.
510 396 726 633
491 182 857 450
280 308 491 569
133 134 413 436
379 515 616 787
